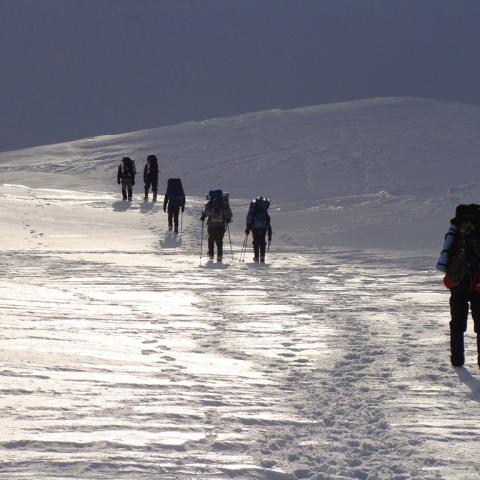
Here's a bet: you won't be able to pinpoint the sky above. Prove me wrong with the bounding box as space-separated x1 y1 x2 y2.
1 0 480 152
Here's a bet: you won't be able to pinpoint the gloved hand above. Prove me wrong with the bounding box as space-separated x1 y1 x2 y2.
132 180 135 186
163 206 166 213
181 206 185 212
226 218 232 223
117 180 120 185
245 228 250 235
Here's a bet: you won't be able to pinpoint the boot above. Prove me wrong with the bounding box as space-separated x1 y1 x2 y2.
450 330 465 367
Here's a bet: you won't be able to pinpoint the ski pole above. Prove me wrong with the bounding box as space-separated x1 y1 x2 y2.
181 209 184 232
240 234 248 261
226 223 234 260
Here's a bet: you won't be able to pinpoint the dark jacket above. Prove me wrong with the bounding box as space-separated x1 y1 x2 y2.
163 178 186 212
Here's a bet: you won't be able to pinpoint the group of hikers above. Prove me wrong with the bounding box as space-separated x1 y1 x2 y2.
437 203 480 369
117 155 272 263
119 157 480 366
117 155 185 233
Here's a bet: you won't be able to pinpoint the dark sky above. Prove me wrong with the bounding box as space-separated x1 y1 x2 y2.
1 0 479 151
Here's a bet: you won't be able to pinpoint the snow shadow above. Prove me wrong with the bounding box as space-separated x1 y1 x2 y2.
112 200 132 212
200 260 229 269
139 201 156 213
246 262 270 269
160 232 182 249
456 368 480 401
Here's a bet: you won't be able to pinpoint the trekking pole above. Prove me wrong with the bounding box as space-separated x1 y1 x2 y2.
200 221 204 264
227 223 234 260
181 210 184 232
240 234 248 262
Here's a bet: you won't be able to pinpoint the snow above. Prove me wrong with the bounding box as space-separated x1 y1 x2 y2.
0 97 479 479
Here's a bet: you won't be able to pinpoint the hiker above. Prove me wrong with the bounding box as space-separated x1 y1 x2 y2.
200 190 232 262
163 178 185 233
117 156 136 201
440 204 480 367
245 196 272 263
143 154 159 201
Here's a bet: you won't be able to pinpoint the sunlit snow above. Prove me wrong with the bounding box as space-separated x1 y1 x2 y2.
0 98 479 479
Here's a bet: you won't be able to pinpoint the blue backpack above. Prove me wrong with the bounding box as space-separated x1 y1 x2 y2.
247 197 270 229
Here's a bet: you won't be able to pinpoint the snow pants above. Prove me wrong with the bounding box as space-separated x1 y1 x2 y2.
252 228 267 260
207 224 225 260
449 279 480 366
121 180 133 200
144 176 158 200
168 206 180 232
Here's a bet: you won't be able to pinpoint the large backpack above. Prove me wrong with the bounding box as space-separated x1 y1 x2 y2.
122 157 135 177
446 205 480 285
247 197 270 229
166 178 185 208
206 189 232 224
145 156 158 179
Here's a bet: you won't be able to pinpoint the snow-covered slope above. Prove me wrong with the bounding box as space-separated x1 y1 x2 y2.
1 98 480 479
2 97 480 250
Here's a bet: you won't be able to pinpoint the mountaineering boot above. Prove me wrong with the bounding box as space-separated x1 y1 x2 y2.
168 225 173 231
208 254 214 261
153 193 157 202
217 256 222 263
253 256 259 262
450 330 465 367
260 256 265 263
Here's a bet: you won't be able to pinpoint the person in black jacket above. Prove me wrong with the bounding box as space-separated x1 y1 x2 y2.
245 196 272 263
143 154 159 202
200 190 232 262
163 178 185 233
442 204 480 367
117 156 136 201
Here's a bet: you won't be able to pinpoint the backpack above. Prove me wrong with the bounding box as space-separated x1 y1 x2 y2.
122 157 135 177
166 178 185 208
145 156 158 179
206 189 232 224
247 197 270 229
446 214 480 285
